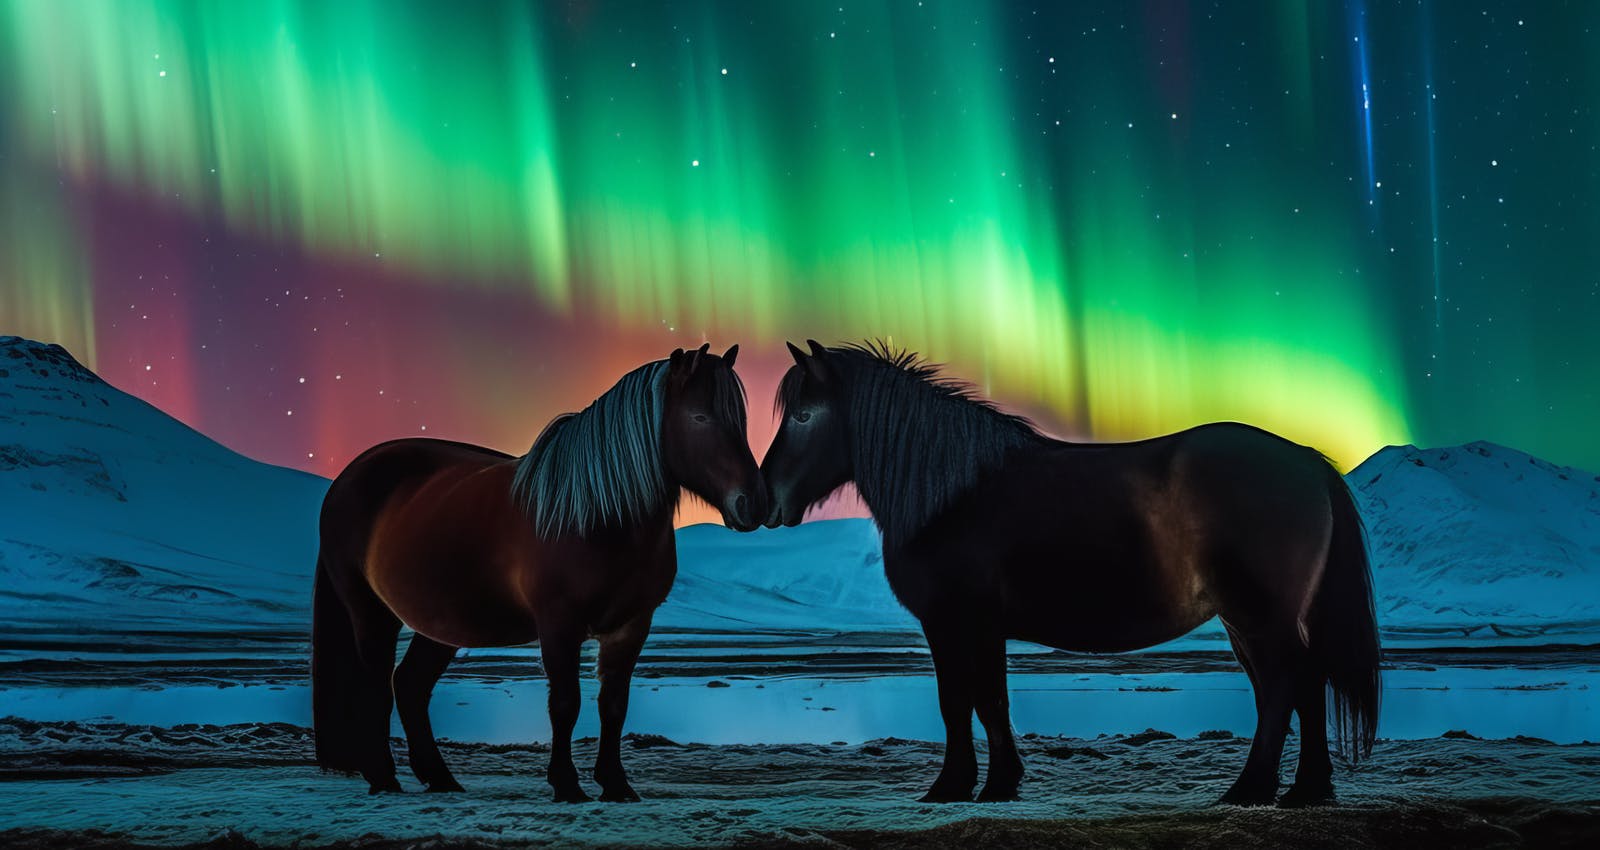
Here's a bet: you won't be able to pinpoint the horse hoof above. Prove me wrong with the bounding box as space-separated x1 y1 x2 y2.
1277 782 1336 809
600 787 641 803
426 779 465 793
1216 787 1276 807
552 786 593 804
977 786 1020 803
367 778 404 795
918 787 974 804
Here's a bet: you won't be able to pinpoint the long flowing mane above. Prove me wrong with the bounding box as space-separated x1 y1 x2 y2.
513 360 672 538
779 342 1046 547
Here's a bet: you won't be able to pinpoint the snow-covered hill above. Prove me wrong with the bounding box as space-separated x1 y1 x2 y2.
664 519 903 634
1350 442 1600 645
0 336 327 634
3 335 1598 649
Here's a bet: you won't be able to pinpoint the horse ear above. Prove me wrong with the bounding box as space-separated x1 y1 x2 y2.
786 341 807 365
722 344 739 367
800 341 832 383
697 342 711 355
670 348 685 367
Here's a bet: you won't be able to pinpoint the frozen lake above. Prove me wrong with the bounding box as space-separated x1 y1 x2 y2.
3 640 1596 745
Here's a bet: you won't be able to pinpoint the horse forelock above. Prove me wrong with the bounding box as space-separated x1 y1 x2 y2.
512 360 672 538
709 359 749 437
784 342 1041 547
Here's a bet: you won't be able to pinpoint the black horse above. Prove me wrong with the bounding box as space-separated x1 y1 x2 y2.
760 341 1380 807
313 344 764 801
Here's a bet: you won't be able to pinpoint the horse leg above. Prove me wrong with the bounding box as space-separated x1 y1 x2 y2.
540 622 591 803
973 630 1022 802
351 609 402 793
1279 664 1335 807
593 614 651 802
1219 632 1295 806
919 618 978 803
393 635 462 793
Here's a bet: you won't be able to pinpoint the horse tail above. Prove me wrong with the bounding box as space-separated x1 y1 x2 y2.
312 550 362 772
1310 463 1382 764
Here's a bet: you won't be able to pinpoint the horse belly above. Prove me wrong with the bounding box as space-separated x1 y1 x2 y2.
1011 590 1213 653
369 556 539 648
999 550 1216 653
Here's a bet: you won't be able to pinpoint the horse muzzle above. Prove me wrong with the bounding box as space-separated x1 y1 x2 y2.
721 486 766 533
761 487 803 529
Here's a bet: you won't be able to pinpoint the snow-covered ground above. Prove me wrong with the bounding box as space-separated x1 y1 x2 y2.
1 718 1596 848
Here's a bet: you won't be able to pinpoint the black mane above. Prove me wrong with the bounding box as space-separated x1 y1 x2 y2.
778 341 1045 547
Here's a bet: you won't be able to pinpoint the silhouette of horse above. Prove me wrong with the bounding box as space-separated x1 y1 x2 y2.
313 344 763 801
760 341 1380 807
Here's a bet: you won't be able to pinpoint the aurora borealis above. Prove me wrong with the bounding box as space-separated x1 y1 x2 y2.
2 1 1596 523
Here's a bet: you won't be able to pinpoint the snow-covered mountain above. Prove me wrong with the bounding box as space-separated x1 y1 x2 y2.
0 336 327 634
664 519 903 634
1350 442 1600 645
3 334 1597 649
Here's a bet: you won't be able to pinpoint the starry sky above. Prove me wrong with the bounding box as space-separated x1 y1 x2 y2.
1 0 1596 524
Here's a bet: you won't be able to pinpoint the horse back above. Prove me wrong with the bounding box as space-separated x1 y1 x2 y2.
320 439 513 554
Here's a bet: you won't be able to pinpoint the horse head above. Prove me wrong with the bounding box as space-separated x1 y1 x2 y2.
662 343 767 532
761 340 853 528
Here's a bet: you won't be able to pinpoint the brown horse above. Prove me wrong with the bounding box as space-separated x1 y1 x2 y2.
760 341 1381 807
312 344 763 801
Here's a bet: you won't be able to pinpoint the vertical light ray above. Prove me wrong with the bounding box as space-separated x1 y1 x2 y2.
1349 0 1379 217
1422 2 1444 338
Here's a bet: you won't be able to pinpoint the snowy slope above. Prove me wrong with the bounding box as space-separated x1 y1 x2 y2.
666 520 906 634
1351 442 1600 644
0 336 327 634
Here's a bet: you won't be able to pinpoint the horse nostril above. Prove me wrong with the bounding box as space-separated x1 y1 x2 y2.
734 493 749 520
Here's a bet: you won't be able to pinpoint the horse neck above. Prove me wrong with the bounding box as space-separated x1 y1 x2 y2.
847 374 1038 547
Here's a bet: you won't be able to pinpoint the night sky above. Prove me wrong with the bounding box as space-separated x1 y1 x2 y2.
1 1 1596 524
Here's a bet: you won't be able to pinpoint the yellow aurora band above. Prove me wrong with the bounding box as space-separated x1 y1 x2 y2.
0 0 1409 468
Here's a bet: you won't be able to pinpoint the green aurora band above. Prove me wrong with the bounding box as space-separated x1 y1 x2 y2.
0 0 1421 468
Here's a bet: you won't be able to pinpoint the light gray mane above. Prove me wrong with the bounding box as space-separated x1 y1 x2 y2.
512 360 671 538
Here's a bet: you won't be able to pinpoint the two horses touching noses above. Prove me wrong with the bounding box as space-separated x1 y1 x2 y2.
313 339 1382 809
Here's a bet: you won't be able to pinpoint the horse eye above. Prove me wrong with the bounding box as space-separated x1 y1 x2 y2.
692 413 710 424
793 410 812 424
